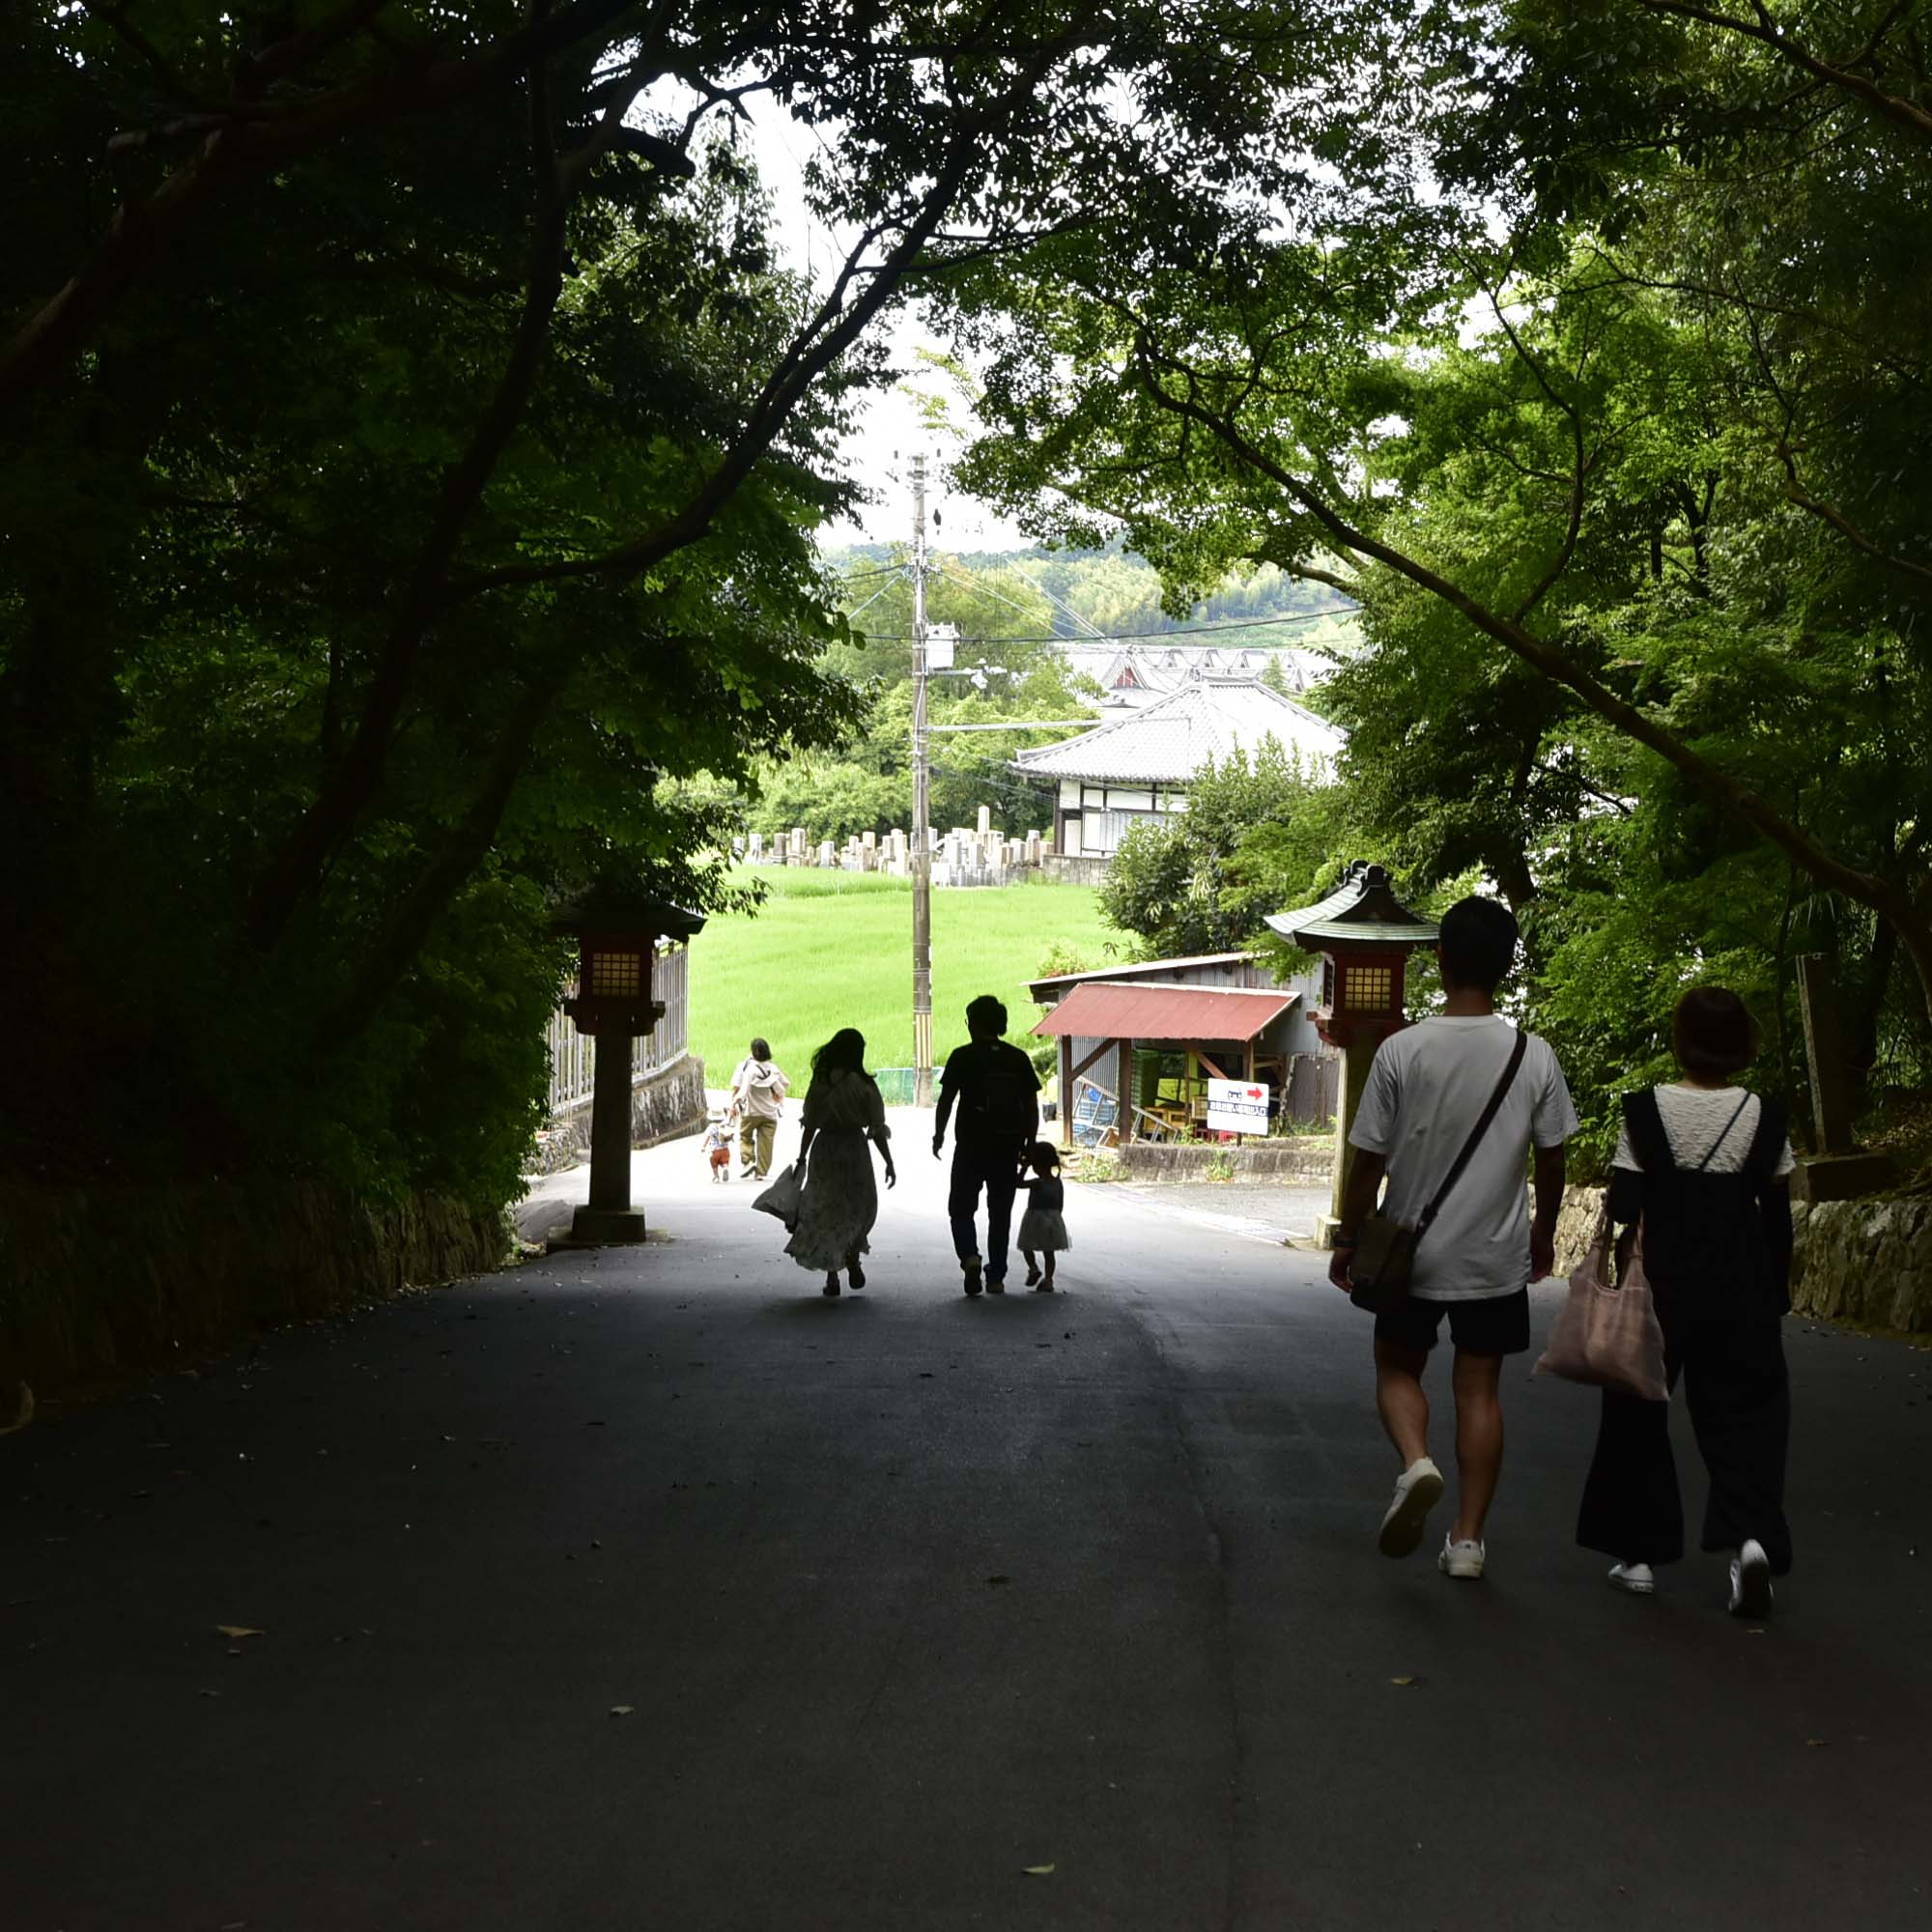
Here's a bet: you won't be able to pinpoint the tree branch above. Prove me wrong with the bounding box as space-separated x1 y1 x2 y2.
1128 356 1932 964
0 0 640 415
596 125 697 179
1777 441 1932 593
319 661 572 1045
1283 561 1362 599
1470 264 1593 623
247 14 575 947
85 3 223 108
1634 0 1932 143
240 0 396 95
442 71 1045 607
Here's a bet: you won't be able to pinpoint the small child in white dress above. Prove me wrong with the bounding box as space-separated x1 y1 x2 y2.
1016 1140 1070 1292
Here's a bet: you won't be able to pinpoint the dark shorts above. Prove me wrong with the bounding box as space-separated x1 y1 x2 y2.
1375 1288 1530 1357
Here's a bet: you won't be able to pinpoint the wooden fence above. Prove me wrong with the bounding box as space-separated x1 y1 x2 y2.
545 942 690 1116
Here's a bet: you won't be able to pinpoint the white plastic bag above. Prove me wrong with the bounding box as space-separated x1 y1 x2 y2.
752 1161 804 1231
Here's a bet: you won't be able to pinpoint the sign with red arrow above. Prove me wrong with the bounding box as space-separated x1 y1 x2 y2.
1206 1078 1270 1137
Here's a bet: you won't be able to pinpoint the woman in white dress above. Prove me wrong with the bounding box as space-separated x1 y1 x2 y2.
785 1029 896 1297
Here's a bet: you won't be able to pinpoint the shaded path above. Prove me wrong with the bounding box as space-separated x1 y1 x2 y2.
5 1122 1929 1929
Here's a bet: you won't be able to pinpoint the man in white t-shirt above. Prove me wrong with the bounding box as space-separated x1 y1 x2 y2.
1329 896 1578 1580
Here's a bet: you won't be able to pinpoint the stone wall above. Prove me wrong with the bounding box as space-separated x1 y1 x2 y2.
1546 1183 1932 1334
1789 1197 1932 1332
0 1180 508 1395
1042 854 1113 889
527 1053 706 1175
1111 1140 1333 1185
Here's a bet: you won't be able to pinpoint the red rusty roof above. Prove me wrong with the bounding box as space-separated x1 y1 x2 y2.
1030 980 1299 1042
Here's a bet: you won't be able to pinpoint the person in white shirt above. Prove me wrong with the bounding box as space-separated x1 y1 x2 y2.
727 1037 789 1179
1329 896 1579 1580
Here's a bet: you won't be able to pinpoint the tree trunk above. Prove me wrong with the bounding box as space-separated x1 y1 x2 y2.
318 665 569 1048
1842 918 1898 1115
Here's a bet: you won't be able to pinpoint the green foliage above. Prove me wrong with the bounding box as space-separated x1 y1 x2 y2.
4 4 1303 1206
939 0 1932 1155
1098 741 1351 959
1036 940 1093 980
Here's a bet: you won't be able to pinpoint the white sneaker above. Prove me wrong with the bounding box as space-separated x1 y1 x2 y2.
1437 1536 1486 1580
1608 1561 1655 1595
1378 1457 1445 1558
1728 1539 1773 1618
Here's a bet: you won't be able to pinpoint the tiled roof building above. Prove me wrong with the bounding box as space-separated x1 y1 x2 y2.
1015 676 1343 865
1059 642 1327 707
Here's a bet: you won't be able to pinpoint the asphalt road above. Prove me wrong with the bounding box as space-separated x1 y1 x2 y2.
6 1115 1930 1931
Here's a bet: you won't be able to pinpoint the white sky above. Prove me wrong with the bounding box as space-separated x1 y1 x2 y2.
740 101 1032 554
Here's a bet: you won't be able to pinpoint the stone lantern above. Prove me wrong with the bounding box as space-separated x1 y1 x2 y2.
552 884 705 1245
1265 863 1438 1245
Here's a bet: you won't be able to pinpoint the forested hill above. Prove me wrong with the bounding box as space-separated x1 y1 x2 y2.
822 544 1359 655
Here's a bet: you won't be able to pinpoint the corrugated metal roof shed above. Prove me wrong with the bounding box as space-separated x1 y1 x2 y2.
1028 950 1257 1002
1030 980 1299 1042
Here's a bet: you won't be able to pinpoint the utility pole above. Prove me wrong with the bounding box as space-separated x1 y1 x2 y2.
910 454 934 1107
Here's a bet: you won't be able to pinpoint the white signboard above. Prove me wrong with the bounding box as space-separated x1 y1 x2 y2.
1206 1078 1269 1137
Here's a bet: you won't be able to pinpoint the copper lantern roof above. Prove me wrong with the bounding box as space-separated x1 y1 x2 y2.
1264 863 1437 950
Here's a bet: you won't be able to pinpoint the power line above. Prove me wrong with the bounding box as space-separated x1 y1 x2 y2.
845 606 1357 644
841 576 904 625
926 720 1093 733
933 558 1115 644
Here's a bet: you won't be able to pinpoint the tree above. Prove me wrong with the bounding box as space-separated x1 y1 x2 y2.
1098 741 1347 959
2 3 1327 1197
944 1 1932 1028
746 550 1099 842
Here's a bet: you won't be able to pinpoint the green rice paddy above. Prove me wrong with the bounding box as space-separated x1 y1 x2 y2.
687 868 1125 1092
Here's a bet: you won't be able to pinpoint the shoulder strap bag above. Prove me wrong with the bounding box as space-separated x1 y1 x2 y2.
1349 1032 1529 1316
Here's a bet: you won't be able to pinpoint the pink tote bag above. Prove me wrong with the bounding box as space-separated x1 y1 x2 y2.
1535 1209 1668 1403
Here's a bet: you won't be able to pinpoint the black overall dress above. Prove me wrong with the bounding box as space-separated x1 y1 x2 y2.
1575 1087 1796 1574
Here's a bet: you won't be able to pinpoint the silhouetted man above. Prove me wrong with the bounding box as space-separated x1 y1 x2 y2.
932 994 1040 1295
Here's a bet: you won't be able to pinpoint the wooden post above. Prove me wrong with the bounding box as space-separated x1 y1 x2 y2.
1058 1032 1074 1151
1116 1036 1134 1145
1796 953 1856 1155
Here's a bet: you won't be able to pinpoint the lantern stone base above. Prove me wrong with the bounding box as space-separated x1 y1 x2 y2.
552 1206 649 1246
1792 1151 1899 1204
